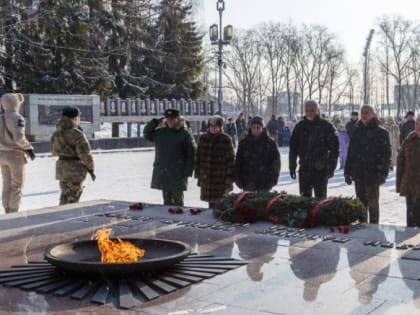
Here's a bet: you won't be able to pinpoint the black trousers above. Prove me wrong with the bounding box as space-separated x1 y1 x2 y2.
406 195 420 227
355 181 379 224
298 170 328 199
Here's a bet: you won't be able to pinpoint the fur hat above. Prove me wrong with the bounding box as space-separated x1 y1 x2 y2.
208 115 224 127
250 115 264 127
1 93 24 112
62 106 81 118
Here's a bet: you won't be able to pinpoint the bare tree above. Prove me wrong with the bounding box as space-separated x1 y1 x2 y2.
224 29 263 116
377 15 414 117
257 22 285 115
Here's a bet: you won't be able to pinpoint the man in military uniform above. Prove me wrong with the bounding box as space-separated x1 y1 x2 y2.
50 106 95 205
289 100 339 198
144 108 196 206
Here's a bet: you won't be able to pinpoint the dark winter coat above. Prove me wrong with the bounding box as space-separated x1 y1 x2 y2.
400 120 415 144
236 117 247 139
345 119 358 138
344 118 391 184
225 122 237 138
144 118 196 192
195 132 235 202
235 129 280 191
266 118 279 137
289 116 339 175
397 131 420 197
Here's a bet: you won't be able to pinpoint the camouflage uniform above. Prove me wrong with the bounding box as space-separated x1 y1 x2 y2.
0 93 34 213
50 116 94 205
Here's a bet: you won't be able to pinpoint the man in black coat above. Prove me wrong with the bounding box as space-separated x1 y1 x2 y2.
235 112 247 142
345 111 359 139
277 116 285 146
225 118 237 147
235 116 280 192
289 100 339 199
400 111 416 144
266 115 279 140
344 105 391 224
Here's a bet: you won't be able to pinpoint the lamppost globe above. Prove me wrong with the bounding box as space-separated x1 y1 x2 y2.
210 0 231 115
209 24 218 42
223 25 233 42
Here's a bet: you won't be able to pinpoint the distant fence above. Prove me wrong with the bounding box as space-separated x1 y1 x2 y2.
100 98 215 123
22 94 216 141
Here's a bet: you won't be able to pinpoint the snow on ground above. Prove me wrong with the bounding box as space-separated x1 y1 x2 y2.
2 147 406 226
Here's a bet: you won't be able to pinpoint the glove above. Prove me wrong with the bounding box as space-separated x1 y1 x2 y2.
26 149 36 161
154 117 164 123
345 175 352 185
88 170 96 182
290 170 296 180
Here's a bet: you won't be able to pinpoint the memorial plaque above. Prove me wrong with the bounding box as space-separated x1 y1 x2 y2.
38 105 93 125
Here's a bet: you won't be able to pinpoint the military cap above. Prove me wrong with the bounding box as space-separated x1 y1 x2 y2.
62 106 81 118
164 108 180 118
351 111 359 116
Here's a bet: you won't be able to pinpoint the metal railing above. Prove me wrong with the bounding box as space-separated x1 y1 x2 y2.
100 98 215 119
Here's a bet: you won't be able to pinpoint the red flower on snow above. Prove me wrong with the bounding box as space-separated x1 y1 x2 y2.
271 216 280 224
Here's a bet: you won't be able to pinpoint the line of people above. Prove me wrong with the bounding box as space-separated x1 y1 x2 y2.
144 109 280 208
1 93 419 228
145 101 420 228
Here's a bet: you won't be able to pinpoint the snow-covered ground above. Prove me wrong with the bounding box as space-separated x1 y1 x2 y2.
4 147 406 226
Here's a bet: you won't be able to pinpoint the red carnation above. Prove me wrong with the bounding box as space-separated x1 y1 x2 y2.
129 202 144 210
190 208 202 215
271 216 280 224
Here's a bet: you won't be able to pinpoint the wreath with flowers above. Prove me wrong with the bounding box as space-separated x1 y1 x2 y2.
213 191 366 228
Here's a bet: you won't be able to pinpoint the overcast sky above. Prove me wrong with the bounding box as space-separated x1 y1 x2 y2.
202 0 420 64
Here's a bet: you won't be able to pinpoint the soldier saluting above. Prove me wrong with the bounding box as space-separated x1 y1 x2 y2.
50 106 95 205
144 108 196 206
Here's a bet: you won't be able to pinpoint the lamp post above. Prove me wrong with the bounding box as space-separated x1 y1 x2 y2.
209 0 232 114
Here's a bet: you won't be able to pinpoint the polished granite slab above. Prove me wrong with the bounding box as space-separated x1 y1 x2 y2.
0 200 419 315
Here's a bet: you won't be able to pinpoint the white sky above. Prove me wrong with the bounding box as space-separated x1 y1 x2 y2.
202 0 420 64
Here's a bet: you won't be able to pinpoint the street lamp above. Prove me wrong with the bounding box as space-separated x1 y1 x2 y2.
209 0 233 114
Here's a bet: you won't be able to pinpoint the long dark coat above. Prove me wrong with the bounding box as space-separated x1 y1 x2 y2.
400 120 415 144
397 131 420 197
289 116 339 175
235 129 280 191
344 118 391 184
195 132 235 202
144 118 196 192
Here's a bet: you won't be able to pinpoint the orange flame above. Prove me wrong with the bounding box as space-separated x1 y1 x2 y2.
92 228 145 263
